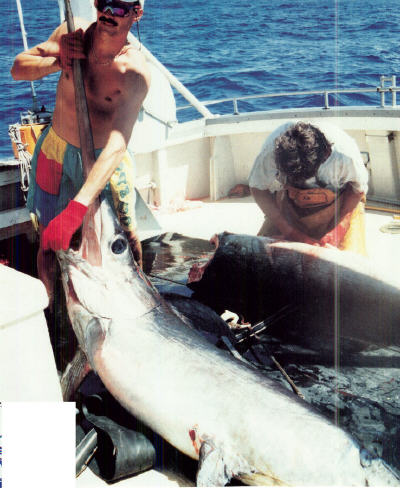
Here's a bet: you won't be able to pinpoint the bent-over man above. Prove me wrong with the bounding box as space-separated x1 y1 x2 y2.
11 0 150 306
248 121 369 254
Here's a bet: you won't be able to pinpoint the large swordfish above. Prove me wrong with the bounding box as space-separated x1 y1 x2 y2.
188 233 400 353
57 196 399 486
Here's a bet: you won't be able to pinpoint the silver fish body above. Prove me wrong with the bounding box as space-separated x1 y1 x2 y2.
58 199 399 486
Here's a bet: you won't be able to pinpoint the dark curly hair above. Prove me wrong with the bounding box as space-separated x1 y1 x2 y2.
274 122 332 183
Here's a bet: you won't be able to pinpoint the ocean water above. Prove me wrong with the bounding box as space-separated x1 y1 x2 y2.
1 0 400 161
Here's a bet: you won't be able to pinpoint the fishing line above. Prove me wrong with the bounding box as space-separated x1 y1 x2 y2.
148 273 186 286
136 21 141 49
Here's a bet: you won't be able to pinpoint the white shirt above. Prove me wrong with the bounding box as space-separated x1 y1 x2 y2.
248 121 369 194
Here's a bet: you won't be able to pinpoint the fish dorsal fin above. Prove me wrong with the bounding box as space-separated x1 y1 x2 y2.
196 437 253 487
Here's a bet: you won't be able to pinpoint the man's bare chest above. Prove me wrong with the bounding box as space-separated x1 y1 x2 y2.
61 67 122 116
85 68 123 111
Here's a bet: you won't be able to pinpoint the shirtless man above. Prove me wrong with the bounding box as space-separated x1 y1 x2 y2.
11 0 150 303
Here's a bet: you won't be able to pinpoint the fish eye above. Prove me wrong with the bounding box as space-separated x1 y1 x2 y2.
111 237 128 255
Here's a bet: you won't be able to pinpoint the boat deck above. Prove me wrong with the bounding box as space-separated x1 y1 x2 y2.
154 196 400 274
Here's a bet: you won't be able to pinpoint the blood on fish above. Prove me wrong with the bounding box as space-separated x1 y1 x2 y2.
189 427 200 455
189 429 196 442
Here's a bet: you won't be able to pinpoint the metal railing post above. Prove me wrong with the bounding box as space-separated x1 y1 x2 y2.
391 76 397 107
380 76 386 107
233 99 239 115
324 91 329 109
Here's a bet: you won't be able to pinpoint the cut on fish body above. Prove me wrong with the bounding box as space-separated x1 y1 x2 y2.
57 199 400 486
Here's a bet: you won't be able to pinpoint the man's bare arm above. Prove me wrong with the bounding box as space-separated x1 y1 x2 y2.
11 24 66 81
11 21 88 81
74 54 151 207
337 185 363 219
250 186 319 244
250 187 292 235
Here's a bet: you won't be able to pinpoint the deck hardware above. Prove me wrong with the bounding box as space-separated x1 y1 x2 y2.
389 75 397 107
8 124 31 196
234 303 299 345
76 428 98 477
324 91 329 109
379 75 398 107
361 151 370 169
233 98 239 115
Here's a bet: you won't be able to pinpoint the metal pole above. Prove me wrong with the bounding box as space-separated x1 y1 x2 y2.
380 75 386 108
64 0 96 178
392 75 397 107
324 91 329 109
233 99 239 115
76 429 98 477
15 0 39 112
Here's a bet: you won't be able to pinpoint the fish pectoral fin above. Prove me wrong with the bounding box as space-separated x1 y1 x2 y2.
84 317 108 370
196 437 253 487
60 347 91 401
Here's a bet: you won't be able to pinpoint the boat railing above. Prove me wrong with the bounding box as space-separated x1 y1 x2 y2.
176 75 399 116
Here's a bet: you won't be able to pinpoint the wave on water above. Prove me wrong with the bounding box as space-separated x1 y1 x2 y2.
365 20 399 31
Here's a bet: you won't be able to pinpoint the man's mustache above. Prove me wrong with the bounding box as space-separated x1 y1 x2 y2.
99 15 118 26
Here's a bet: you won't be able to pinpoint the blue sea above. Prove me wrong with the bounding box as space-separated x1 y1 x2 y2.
1 0 400 161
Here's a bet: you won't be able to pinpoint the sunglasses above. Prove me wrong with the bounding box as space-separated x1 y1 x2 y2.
96 0 140 18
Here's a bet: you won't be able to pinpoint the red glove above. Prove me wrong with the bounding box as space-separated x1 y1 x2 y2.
42 200 88 251
59 29 85 70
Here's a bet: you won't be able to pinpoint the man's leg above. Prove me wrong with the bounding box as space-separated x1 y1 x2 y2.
257 216 280 237
37 223 57 309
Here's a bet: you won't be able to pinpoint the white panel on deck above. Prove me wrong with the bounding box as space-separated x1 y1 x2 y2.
366 131 400 201
0 265 62 401
209 135 237 201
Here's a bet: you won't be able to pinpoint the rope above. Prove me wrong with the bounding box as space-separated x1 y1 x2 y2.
8 124 32 198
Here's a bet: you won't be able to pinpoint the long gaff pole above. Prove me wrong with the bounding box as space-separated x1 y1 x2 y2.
63 0 96 178
15 0 38 112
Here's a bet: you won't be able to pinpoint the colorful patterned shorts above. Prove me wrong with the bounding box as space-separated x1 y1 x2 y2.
27 125 137 233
